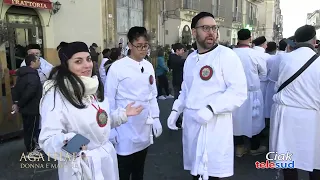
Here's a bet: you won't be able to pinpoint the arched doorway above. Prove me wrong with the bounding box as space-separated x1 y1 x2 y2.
182 25 192 45
5 6 43 70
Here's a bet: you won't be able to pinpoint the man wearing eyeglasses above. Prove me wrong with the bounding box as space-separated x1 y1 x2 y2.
167 12 247 180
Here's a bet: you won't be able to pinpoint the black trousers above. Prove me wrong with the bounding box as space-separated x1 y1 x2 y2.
173 85 183 126
192 175 220 180
173 85 181 100
117 148 148 180
157 74 170 96
234 132 261 150
21 114 40 152
283 169 320 180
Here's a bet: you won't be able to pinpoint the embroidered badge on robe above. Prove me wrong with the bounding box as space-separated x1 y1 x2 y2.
200 65 213 80
149 75 154 85
97 109 108 127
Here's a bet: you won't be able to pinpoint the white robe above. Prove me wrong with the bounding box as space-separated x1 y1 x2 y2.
270 47 320 172
264 51 285 118
99 58 109 84
105 56 159 155
232 47 267 137
39 85 127 180
172 45 247 177
253 46 272 117
21 57 53 84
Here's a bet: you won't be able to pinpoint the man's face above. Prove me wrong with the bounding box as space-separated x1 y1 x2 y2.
192 17 218 50
119 43 123 48
128 37 149 60
262 42 268 49
31 57 41 69
27 49 41 58
176 48 185 56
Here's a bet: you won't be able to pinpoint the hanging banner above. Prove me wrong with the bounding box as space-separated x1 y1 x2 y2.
3 0 53 10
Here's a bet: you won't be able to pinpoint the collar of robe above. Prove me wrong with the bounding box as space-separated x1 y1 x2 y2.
198 43 218 55
236 44 251 48
43 75 99 98
293 43 316 52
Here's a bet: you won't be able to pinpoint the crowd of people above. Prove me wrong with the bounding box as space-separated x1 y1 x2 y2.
9 10 319 180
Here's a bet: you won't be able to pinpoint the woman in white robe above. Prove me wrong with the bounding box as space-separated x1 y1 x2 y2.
38 41 143 180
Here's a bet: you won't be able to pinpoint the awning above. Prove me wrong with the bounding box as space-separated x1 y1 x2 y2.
3 0 53 10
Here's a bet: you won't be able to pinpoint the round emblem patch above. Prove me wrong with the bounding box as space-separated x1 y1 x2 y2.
149 75 154 85
96 109 108 127
199 65 213 81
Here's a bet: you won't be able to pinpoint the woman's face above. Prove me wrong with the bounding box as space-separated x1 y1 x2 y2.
67 52 93 77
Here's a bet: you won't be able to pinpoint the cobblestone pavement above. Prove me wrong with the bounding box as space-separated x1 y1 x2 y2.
0 99 309 180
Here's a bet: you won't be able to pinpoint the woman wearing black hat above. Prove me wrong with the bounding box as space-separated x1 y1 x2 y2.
38 41 143 180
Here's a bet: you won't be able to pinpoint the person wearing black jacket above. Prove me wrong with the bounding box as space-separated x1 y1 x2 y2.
168 43 185 99
12 54 42 157
168 43 185 128
104 47 122 76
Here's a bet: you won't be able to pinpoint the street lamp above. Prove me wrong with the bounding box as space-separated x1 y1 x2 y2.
52 1 62 14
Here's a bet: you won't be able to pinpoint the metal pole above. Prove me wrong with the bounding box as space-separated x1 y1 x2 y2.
163 0 166 46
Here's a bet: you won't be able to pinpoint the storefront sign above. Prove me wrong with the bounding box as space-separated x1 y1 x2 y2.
4 0 53 10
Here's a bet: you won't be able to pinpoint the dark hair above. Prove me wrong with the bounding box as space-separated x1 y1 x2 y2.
266 42 277 53
25 54 37 66
57 42 68 51
174 43 185 52
157 48 164 57
127 49 131 56
278 39 287 51
102 48 111 58
127 26 150 43
109 48 121 61
48 59 104 109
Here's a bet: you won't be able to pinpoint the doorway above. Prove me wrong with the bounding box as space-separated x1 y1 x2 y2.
5 6 43 70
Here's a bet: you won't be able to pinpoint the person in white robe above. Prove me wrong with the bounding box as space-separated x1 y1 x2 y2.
232 29 267 158
20 44 53 85
99 48 111 84
265 42 277 55
264 39 287 119
252 36 271 104
270 25 320 180
39 41 143 180
105 26 162 180
167 12 247 180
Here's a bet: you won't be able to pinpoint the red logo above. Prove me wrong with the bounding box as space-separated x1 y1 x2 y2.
199 65 213 80
149 75 154 85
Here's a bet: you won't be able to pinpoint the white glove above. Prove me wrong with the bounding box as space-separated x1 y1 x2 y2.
167 111 179 130
194 107 214 125
152 118 162 138
109 129 118 145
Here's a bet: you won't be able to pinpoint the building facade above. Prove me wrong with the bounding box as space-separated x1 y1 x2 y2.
306 10 320 26
273 0 283 43
306 10 320 40
0 0 160 70
256 0 275 41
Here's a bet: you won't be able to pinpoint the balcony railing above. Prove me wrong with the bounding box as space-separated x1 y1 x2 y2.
232 11 242 22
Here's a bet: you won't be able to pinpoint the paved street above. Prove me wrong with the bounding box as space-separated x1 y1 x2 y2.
0 99 309 180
